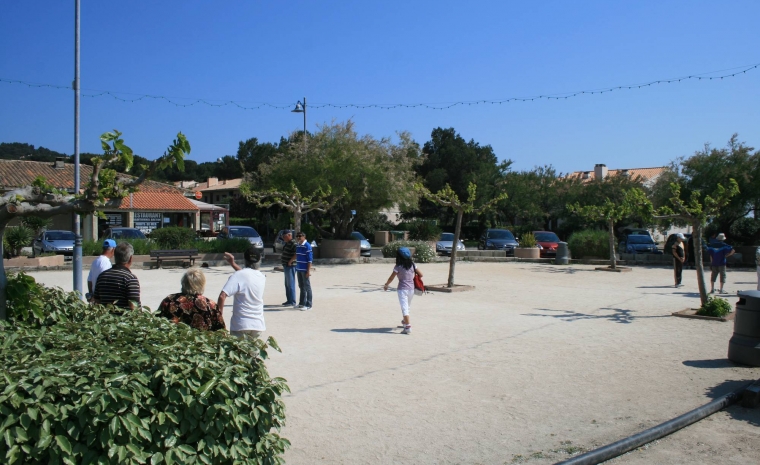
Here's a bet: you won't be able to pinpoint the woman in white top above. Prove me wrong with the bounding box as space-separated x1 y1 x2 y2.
383 247 422 335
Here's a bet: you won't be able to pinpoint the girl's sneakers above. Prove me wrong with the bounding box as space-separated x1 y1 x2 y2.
401 325 411 335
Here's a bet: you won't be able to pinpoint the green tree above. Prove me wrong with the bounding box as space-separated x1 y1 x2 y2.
418 182 507 287
655 179 740 306
256 121 421 239
415 127 511 225
242 182 345 233
237 137 281 175
0 130 190 320
568 188 653 269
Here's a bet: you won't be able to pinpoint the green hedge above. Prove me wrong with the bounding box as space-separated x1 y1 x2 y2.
196 238 254 254
83 239 153 256
149 227 197 250
0 273 290 464
83 238 252 255
567 229 611 259
381 240 436 263
697 296 732 318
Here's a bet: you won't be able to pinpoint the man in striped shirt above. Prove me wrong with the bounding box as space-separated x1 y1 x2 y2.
93 242 141 311
295 232 313 310
280 230 297 307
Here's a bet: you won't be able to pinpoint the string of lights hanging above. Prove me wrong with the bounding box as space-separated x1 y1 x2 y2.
1 62 757 111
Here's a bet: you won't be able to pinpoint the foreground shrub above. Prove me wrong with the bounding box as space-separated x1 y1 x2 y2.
0 276 290 464
5 226 33 257
567 229 610 259
381 240 436 263
697 296 732 318
150 227 198 250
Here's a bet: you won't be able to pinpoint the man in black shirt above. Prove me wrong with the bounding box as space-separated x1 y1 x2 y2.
280 230 297 307
93 242 141 311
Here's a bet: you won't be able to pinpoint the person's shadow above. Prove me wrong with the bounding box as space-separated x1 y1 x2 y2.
331 328 397 334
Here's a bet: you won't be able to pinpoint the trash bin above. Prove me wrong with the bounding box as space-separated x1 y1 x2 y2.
555 241 569 265
728 290 760 366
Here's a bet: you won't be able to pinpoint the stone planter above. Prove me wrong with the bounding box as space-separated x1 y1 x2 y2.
319 239 360 259
4 255 65 267
514 247 540 259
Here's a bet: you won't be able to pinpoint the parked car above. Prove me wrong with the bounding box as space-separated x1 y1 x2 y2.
217 226 265 254
32 230 75 257
621 227 652 238
533 231 560 258
274 229 295 253
100 227 147 241
351 231 372 257
478 229 519 255
619 234 658 254
436 232 465 256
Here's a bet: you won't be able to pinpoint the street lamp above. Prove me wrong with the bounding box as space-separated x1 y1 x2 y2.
291 97 306 135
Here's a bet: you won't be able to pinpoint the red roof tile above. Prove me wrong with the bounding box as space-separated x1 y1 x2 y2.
116 191 199 211
566 166 667 184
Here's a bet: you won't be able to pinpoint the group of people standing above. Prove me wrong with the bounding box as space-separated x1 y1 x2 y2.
85 231 317 339
671 232 736 293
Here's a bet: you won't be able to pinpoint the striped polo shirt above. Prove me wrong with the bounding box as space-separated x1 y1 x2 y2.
281 240 297 267
93 264 141 310
295 241 313 272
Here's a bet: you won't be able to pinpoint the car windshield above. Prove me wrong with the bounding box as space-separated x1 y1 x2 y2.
488 230 515 240
628 235 654 244
440 233 455 241
46 232 75 241
351 231 366 240
534 232 559 242
112 229 146 239
229 227 259 238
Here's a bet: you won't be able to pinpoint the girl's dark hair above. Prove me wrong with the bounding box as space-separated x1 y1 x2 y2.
395 250 413 269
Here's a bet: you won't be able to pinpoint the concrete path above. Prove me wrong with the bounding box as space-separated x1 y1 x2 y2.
29 262 760 464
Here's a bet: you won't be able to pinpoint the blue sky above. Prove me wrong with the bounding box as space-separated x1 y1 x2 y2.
1 1 758 174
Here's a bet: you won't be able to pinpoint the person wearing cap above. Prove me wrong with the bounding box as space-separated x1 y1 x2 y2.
672 233 686 288
280 230 298 308
217 248 266 339
383 247 423 335
707 233 735 294
87 239 116 300
295 232 313 310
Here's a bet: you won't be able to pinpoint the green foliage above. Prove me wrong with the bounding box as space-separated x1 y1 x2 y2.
567 229 611 259
697 296 732 317
150 227 197 250
405 220 442 241
19 217 51 234
5 226 33 257
83 239 152 256
229 218 257 228
0 281 290 464
519 232 538 248
298 223 319 241
196 238 253 254
381 240 436 263
729 217 760 246
355 213 393 242
5 272 47 324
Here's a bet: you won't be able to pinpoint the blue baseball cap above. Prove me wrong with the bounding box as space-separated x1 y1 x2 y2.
103 239 117 249
398 247 412 259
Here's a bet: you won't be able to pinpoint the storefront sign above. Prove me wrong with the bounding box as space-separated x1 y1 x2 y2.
105 213 122 226
134 212 163 234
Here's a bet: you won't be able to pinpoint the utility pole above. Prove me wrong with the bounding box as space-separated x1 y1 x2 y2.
73 0 83 298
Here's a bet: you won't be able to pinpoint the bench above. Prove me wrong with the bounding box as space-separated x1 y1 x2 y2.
149 249 200 268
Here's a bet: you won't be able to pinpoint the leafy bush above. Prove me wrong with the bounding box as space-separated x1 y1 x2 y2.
83 239 153 256
567 229 611 259
519 232 537 248
355 212 393 243
229 218 257 228
150 226 197 250
697 296 732 318
730 217 760 246
196 238 254 254
0 276 290 464
381 240 436 263
20 217 51 235
299 223 319 241
5 226 34 257
405 220 442 241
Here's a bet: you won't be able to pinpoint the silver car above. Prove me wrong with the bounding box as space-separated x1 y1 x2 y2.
218 226 265 254
436 232 465 255
351 231 372 257
32 230 75 257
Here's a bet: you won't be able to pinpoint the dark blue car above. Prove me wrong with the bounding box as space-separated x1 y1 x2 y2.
619 234 657 254
478 229 519 256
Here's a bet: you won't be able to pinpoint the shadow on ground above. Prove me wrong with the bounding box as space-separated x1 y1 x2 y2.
331 327 397 334
522 266 596 274
327 283 383 293
705 378 760 427
683 359 737 369
523 307 671 324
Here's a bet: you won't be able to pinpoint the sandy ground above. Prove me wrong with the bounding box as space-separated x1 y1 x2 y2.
29 261 760 464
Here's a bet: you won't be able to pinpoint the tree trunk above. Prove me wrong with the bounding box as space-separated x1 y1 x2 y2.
293 206 303 233
693 222 708 306
608 219 617 270
448 209 464 288
0 226 7 320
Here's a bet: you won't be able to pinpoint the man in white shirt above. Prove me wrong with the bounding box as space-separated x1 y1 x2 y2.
87 239 116 300
217 247 266 339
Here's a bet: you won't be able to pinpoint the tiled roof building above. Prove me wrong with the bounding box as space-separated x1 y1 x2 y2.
566 164 667 186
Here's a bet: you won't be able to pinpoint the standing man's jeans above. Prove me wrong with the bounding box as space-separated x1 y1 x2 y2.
283 265 296 305
297 271 312 307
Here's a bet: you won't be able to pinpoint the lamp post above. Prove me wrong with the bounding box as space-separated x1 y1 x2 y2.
73 0 83 299
291 97 306 136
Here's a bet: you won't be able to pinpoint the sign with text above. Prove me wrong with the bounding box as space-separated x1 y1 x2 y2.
134 212 163 234
105 213 122 226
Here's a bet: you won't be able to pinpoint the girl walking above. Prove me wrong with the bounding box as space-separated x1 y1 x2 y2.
383 247 422 335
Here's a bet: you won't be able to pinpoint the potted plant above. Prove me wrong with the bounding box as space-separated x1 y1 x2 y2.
514 232 540 259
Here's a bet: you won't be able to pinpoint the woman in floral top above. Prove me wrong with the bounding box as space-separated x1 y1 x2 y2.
158 268 225 331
